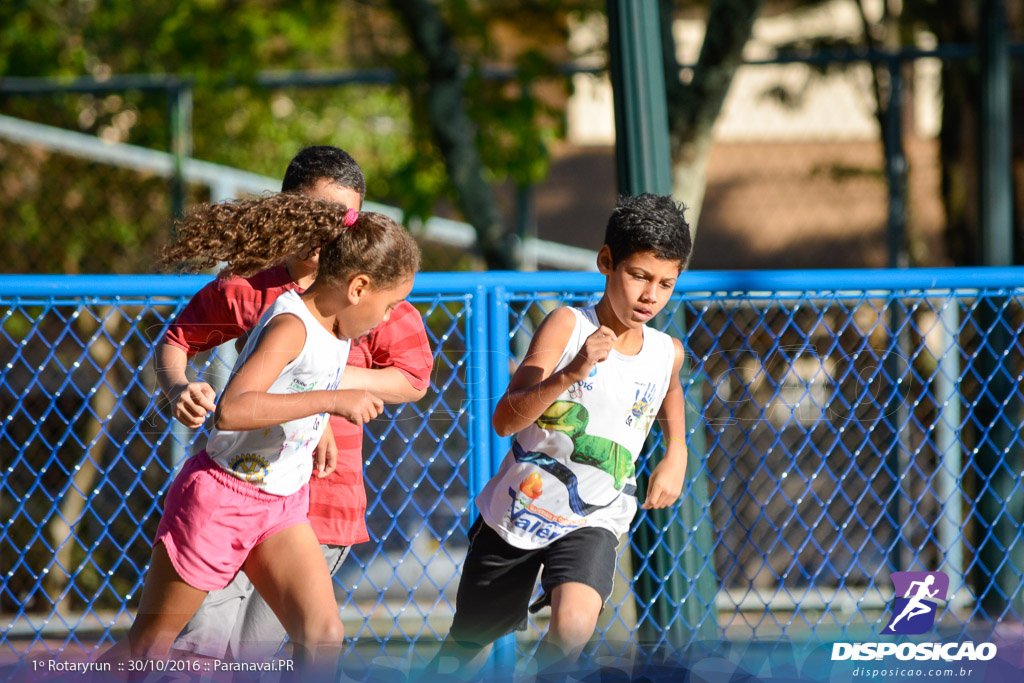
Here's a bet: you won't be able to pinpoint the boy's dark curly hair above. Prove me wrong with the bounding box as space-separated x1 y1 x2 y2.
159 193 355 279
604 193 691 269
282 145 366 198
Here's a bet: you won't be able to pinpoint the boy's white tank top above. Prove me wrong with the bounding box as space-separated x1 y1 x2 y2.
477 306 676 549
206 290 350 496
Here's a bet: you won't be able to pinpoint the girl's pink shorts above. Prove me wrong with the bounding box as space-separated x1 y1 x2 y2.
154 451 311 591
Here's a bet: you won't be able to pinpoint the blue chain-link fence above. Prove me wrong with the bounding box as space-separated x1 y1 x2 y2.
3 269 1023 675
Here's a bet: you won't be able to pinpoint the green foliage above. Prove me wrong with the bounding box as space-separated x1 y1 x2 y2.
0 139 197 274
0 0 601 274
466 50 566 189
0 2 419 272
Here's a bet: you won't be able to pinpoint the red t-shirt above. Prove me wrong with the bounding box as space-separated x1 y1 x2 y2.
163 265 433 545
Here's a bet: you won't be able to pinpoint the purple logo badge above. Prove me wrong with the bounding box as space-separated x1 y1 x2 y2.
885 571 948 634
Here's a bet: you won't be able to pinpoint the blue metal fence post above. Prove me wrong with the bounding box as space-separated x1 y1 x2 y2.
487 283 513 479
468 285 491 523
486 283 517 669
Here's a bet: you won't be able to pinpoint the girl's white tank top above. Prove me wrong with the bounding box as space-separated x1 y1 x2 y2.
206 290 350 496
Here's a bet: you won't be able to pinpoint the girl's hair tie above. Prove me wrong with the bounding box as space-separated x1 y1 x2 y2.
343 208 359 227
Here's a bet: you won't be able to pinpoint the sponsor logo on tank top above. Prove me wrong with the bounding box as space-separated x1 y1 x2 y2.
567 365 598 400
506 474 587 542
230 453 270 484
288 378 318 392
625 382 658 431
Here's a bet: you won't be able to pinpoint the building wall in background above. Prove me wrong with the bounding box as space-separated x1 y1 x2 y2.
545 2 946 270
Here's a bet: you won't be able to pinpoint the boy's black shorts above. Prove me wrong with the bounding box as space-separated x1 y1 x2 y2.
448 516 619 649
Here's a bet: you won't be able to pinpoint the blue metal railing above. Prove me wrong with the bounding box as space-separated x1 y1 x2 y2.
2 269 1023 674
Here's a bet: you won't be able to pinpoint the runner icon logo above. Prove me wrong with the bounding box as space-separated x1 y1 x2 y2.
885 571 949 635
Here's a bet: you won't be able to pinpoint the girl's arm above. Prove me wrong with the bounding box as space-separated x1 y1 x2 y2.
161 276 259 426
642 337 688 510
492 307 617 437
242 302 431 403
236 341 423 404
215 314 381 430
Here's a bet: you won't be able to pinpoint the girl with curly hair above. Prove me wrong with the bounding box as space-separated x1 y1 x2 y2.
103 195 421 675
154 148 432 668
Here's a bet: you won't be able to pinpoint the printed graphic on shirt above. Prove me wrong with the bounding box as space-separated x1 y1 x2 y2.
512 443 625 516
536 401 635 490
624 382 658 432
288 378 318 392
567 382 588 400
520 472 543 499
326 367 343 392
567 366 598 400
230 453 270 484
506 475 587 542
297 432 317 455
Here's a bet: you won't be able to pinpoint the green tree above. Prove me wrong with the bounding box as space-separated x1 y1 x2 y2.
0 0 604 271
663 0 1023 265
0 1 418 271
387 0 517 269
381 0 602 268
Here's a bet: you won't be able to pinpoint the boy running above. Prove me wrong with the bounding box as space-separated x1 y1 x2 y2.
438 193 692 674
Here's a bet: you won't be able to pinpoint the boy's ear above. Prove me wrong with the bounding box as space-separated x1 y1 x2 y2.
346 274 372 303
596 245 615 275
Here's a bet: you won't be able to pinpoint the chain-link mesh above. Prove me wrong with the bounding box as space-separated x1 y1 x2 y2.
0 278 480 673
488 273 1023 664
341 294 474 663
3 271 1023 675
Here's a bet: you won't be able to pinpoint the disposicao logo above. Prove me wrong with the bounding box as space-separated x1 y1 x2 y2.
886 571 948 635
831 571 997 662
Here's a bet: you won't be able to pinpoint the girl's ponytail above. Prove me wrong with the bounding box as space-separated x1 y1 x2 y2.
158 193 350 278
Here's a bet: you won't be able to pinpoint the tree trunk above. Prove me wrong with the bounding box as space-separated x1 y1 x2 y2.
389 0 517 270
931 3 982 266
660 0 763 235
853 0 911 267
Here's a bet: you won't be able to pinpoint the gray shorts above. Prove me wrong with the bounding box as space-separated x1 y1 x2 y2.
172 543 349 661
